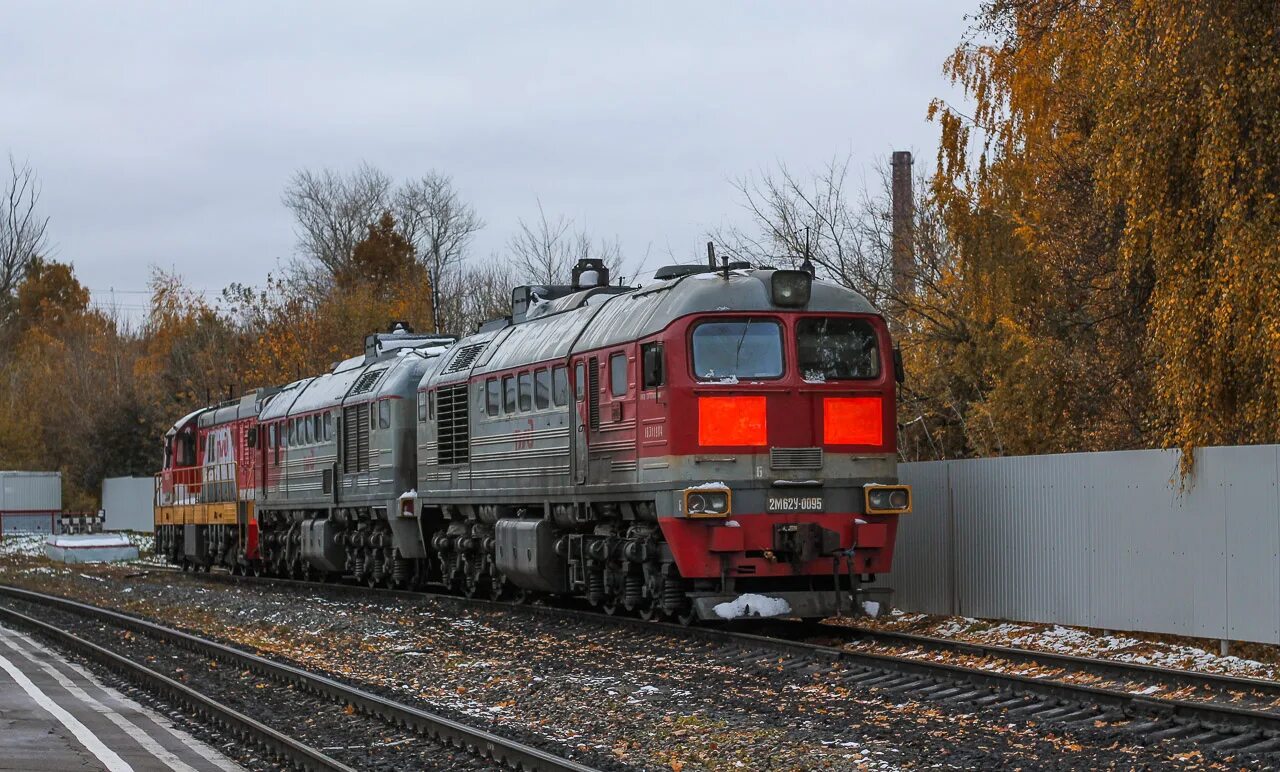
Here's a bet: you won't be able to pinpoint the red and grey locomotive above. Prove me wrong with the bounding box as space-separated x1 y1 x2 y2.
155 258 911 621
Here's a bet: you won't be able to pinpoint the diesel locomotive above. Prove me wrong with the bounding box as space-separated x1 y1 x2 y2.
155 258 911 621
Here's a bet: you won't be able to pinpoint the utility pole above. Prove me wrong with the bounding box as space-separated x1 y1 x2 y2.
890 150 914 333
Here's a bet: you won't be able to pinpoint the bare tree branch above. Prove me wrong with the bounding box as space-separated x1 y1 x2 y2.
282 163 392 289
507 200 622 284
394 172 484 333
0 155 50 315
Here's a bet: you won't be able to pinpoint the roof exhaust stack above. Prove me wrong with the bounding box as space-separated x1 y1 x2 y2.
572 258 609 290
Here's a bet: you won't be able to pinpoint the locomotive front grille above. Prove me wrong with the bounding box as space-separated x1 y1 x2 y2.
770 447 823 470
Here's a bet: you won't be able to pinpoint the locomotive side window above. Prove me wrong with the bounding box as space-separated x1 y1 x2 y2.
610 353 628 397
313 415 321 441
574 363 585 402
535 368 551 410
518 371 533 412
641 343 665 389
417 392 428 422
305 417 313 444
378 400 391 429
428 391 436 420
552 365 569 407
503 376 516 413
485 379 499 417
796 317 880 380
324 413 333 440
691 318 784 380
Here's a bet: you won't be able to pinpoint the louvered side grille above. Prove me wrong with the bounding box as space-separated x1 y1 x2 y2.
342 403 371 473
587 357 600 431
770 447 823 470
443 343 487 374
436 384 470 465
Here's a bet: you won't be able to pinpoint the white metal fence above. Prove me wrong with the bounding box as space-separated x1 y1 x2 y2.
886 445 1280 645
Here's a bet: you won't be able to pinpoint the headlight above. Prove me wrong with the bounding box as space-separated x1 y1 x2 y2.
771 270 812 307
865 484 911 514
685 487 732 517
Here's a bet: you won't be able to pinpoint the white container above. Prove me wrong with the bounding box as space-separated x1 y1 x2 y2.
0 471 62 534
101 476 154 533
0 471 62 511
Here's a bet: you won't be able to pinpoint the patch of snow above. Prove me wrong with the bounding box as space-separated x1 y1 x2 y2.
47 534 132 548
855 519 868 525
803 370 827 384
707 375 739 385
722 520 740 528
861 601 881 617
0 533 47 557
685 482 728 490
399 489 417 501
712 593 792 620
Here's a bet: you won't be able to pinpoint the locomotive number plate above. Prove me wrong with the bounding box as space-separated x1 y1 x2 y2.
766 495 824 513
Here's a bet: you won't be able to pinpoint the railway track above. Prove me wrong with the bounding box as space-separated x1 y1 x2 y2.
0 584 602 772
134 567 1280 762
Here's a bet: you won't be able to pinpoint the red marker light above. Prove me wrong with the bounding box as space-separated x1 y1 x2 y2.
824 397 883 446
698 396 767 446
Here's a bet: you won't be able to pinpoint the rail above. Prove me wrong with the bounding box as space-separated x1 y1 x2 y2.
0 584 604 772
151 567 1280 759
0 601 353 771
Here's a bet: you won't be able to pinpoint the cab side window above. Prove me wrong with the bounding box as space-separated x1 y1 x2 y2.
609 352 628 397
486 378 499 417
503 376 516 413
535 368 551 410
553 365 569 406
641 342 665 389
518 371 533 412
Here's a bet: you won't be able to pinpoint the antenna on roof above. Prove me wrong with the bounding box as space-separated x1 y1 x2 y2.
800 227 815 277
706 241 716 270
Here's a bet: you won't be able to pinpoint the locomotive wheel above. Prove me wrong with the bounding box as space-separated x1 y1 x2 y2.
674 607 698 626
180 560 190 572
510 588 530 605
601 597 620 616
488 577 506 602
638 600 659 622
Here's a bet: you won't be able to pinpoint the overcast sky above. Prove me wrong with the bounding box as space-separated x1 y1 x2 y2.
1 1 973 314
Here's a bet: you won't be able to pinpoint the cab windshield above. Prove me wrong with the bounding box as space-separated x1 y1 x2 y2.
691 319 784 380
796 317 880 381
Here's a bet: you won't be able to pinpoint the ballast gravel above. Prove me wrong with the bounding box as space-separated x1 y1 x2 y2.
0 559 1263 771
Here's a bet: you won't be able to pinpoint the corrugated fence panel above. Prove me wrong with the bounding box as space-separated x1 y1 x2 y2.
888 445 1280 645
886 461 952 614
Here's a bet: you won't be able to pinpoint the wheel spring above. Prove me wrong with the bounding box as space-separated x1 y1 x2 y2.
661 578 686 615
624 574 643 608
370 551 385 583
391 556 409 586
350 553 365 578
587 570 605 605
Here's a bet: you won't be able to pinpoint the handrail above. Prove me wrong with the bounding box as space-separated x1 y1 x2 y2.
154 462 249 507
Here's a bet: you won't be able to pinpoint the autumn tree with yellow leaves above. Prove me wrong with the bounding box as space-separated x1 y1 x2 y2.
928 0 1280 466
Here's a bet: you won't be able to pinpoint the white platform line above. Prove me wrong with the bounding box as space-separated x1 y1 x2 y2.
0 628 200 772
12 630 243 772
0 644 134 772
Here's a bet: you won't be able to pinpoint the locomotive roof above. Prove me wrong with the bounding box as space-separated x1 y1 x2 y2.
427 268 880 383
260 340 452 421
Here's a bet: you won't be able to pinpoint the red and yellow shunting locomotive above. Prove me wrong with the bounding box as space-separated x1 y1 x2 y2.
155 259 911 622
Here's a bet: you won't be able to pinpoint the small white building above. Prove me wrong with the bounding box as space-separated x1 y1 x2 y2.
101 476 155 533
0 471 62 534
